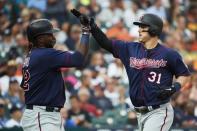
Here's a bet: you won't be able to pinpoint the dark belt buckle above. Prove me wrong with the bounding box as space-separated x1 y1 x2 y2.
46 107 60 112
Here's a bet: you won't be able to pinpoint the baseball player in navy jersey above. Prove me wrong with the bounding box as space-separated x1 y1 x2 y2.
20 18 90 131
70 9 191 131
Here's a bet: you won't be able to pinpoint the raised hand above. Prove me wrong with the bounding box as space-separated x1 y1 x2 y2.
70 9 90 26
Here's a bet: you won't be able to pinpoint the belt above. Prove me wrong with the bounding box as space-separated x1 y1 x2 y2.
26 105 61 112
134 105 160 114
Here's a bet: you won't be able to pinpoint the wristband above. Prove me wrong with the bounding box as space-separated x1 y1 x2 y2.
82 26 90 35
80 34 89 45
173 82 181 92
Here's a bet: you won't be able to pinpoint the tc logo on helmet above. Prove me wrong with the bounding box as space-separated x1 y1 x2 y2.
139 15 144 22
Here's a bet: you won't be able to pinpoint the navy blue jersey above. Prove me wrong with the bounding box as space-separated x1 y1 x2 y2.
21 48 80 107
112 40 190 107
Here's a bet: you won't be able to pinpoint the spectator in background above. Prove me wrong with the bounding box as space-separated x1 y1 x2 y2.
91 83 113 112
146 0 167 20
0 56 7 77
186 5 197 33
104 78 119 107
27 0 47 12
171 92 185 127
60 107 68 128
78 88 101 117
15 33 28 55
88 0 101 17
107 58 128 85
6 47 20 61
89 51 106 70
97 0 123 27
0 9 11 34
123 0 145 38
20 8 31 22
171 90 190 128
11 18 23 38
166 0 183 25
29 8 43 20
88 51 106 87
56 22 70 45
116 85 127 107
65 24 81 50
106 18 132 41
115 0 125 11
76 2 90 15
182 100 197 128
189 75 197 102
173 15 192 45
80 69 93 89
0 98 7 129
0 60 18 95
3 78 24 109
0 29 16 57
45 0 68 24
50 19 67 44
95 0 110 9
139 0 151 9
66 95 91 128
5 106 22 128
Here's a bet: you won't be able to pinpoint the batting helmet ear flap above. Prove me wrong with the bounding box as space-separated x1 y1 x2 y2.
148 27 157 36
148 25 162 37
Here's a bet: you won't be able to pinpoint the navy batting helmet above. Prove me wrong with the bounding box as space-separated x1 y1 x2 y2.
133 14 163 36
26 19 60 42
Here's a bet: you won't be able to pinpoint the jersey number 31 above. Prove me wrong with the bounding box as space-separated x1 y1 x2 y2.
148 71 161 84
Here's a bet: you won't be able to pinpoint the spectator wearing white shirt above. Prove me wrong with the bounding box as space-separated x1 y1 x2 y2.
123 0 145 40
107 59 128 85
97 0 123 27
104 78 119 107
146 0 167 20
123 0 145 28
5 106 22 128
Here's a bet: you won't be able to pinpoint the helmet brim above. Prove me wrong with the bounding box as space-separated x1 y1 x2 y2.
133 21 149 26
51 28 60 33
33 28 60 39
42 28 60 34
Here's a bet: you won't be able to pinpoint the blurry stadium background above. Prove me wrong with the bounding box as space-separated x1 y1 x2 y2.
0 0 196 131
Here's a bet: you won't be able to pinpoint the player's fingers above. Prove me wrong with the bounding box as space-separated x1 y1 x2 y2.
80 15 90 24
70 9 81 18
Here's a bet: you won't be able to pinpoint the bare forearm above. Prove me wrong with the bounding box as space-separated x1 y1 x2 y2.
176 76 191 88
76 34 89 57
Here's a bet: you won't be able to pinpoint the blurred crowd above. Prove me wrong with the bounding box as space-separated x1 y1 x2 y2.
0 0 196 130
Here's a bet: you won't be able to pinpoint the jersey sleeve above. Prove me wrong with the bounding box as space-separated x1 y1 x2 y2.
111 40 128 59
44 49 84 69
167 50 190 78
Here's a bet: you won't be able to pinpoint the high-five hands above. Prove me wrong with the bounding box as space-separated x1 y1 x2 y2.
70 9 91 35
70 9 97 35
70 9 90 25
